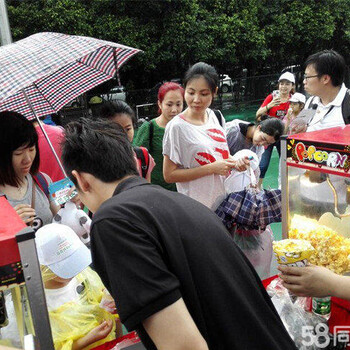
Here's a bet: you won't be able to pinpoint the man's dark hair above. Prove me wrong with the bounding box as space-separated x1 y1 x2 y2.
259 117 284 141
0 111 40 187
98 100 137 127
305 50 346 87
183 62 219 94
62 118 138 187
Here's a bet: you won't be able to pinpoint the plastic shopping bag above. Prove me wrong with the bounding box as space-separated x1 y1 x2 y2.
229 225 273 280
267 278 332 350
45 267 118 350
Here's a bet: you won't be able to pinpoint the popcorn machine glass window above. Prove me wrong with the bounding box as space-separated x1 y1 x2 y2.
281 125 350 274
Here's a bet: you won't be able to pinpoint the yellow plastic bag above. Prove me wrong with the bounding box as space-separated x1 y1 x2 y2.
42 267 118 350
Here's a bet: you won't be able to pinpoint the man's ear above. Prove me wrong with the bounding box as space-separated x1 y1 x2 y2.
322 74 332 85
72 170 90 193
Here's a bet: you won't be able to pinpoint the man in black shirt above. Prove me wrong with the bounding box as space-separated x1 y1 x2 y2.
62 118 296 350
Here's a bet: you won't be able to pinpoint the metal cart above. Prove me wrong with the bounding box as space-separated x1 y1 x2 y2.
0 196 54 350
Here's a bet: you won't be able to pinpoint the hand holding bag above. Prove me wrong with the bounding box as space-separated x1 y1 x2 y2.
216 179 282 230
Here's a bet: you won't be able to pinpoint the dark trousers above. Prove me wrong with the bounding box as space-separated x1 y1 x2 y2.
259 141 281 179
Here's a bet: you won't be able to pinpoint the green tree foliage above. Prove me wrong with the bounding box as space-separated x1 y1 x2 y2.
262 0 339 67
6 0 350 88
8 0 92 37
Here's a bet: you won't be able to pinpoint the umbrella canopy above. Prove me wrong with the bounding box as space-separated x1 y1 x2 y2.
0 32 140 119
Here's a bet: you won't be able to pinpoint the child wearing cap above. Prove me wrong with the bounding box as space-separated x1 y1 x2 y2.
36 223 122 350
283 92 306 134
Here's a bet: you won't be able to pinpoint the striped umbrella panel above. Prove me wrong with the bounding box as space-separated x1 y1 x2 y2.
0 32 140 102
0 35 140 119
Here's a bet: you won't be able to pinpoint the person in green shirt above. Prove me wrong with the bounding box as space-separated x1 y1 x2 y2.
134 82 184 191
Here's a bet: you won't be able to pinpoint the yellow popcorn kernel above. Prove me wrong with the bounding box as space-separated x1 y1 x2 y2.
288 215 350 274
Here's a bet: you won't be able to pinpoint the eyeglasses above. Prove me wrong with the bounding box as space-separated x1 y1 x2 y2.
303 74 320 80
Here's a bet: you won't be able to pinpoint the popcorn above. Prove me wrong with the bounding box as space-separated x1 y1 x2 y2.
289 215 350 274
273 239 314 267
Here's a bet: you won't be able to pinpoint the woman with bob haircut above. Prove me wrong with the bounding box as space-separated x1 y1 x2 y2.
163 62 249 210
0 111 58 229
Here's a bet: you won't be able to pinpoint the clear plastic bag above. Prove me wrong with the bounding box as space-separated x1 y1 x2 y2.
110 332 141 349
229 225 273 280
100 289 117 314
267 278 328 350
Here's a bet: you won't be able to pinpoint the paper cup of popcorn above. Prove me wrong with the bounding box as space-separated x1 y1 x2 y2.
273 239 314 267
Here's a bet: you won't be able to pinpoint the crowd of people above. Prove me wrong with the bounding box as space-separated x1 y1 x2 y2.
0 49 349 349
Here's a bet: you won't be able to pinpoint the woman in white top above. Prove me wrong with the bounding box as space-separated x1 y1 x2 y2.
163 62 249 210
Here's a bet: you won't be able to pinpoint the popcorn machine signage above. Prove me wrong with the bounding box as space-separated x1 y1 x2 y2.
294 142 347 167
287 139 350 174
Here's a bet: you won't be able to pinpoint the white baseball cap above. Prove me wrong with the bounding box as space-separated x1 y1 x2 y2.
279 72 295 84
35 223 92 279
289 92 306 104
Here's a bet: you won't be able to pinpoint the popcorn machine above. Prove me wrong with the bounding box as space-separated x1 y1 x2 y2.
281 125 350 250
0 196 54 349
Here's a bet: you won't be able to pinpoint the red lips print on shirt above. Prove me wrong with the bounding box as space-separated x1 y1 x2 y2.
215 147 229 159
194 128 229 165
195 152 216 165
206 129 226 143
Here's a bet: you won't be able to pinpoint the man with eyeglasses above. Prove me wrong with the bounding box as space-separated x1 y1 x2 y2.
302 49 350 132
280 51 350 306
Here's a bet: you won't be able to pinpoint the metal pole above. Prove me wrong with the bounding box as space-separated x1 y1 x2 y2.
16 227 55 350
22 89 68 177
0 0 12 45
113 48 121 86
281 135 289 239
